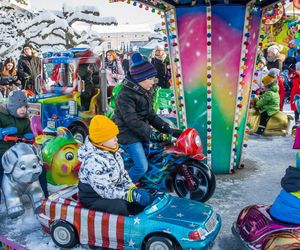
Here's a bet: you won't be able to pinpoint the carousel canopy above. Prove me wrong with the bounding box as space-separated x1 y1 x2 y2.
125 0 280 8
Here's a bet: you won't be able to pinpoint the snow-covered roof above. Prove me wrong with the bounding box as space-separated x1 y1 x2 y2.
141 39 164 49
149 32 163 41
93 23 152 34
154 22 163 32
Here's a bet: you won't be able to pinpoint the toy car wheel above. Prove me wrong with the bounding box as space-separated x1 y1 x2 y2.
173 160 216 202
50 220 78 248
70 126 87 143
145 236 175 250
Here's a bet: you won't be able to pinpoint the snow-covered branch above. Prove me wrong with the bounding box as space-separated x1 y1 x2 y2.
0 3 118 59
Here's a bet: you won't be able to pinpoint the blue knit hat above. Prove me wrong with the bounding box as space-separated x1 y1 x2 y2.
130 52 157 83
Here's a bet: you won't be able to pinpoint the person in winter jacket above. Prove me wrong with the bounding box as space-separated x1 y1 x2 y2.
151 45 171 89
266 44 283 71
104 50 125 98
122 53 130 76
113 52 182 183
267 68 285 111
17 43 42 91
290 62 300 123
78 64 94 111
252 56 268 94
254 71 280 135
1 57 17 78
270 126 300 224
282 56 297 71
78 115 153 216
0 90 48 199
0 57 21 97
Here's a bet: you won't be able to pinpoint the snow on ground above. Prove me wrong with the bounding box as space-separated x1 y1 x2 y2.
210 134 295 250
0 131 296 249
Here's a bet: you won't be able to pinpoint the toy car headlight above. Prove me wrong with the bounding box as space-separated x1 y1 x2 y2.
195 135 201 147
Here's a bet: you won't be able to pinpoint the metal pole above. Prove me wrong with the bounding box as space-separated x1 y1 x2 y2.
100 50 107 114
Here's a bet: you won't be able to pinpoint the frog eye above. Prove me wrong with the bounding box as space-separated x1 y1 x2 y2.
20 165 26 170
65 152 74 161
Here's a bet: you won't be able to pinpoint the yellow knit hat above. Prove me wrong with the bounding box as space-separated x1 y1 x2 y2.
262 75 275 86
89 115 119 144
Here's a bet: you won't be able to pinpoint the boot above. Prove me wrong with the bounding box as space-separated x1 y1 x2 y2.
254 125 265 135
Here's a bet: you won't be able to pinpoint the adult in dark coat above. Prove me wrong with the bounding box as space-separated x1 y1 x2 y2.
17 43 41 91
78 64 94 111
283 56 297 71
113 52 181 183
151 46 170 89
122 54 130 76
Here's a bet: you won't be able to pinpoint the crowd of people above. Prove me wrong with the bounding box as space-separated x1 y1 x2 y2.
0 43 41 97
3 40 300 218
252 43 300 135
104 45 171 98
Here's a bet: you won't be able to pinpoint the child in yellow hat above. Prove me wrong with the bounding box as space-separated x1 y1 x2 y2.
78 115 153 215
254 69 280 135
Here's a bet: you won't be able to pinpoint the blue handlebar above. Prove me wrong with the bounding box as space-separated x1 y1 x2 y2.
24 133 35 140
0 127 18 140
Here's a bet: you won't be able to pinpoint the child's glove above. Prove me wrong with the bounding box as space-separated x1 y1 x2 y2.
150 131 170 142
127 187 153 206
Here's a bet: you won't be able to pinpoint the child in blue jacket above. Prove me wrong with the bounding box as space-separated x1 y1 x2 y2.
270 126 300 224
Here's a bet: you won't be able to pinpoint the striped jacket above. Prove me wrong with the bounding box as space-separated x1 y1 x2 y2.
78 138 133 200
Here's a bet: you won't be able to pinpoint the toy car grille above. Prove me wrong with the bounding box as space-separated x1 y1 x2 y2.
240 209 269 238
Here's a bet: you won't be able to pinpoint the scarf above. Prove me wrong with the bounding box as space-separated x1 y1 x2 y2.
91 140 119 153
105 59 118 74
267 55 278 63
155 54 166 62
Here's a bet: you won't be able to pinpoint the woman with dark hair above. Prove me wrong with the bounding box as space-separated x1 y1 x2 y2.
104 50 125 98
0 57 20 97
1 57 17 77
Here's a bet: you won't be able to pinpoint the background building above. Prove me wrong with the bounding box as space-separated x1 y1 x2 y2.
93 23 152 52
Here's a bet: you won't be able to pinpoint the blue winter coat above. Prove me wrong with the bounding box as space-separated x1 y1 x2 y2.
270 189 300 224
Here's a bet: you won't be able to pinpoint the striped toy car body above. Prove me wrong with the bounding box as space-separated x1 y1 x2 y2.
38 185 221 249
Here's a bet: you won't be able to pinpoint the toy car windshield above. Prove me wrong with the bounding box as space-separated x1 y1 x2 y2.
45 63 74 88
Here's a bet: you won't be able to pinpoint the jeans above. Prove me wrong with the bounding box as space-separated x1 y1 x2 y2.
121 141 149 183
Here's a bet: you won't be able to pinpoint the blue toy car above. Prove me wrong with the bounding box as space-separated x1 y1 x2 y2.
38 185 221 249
